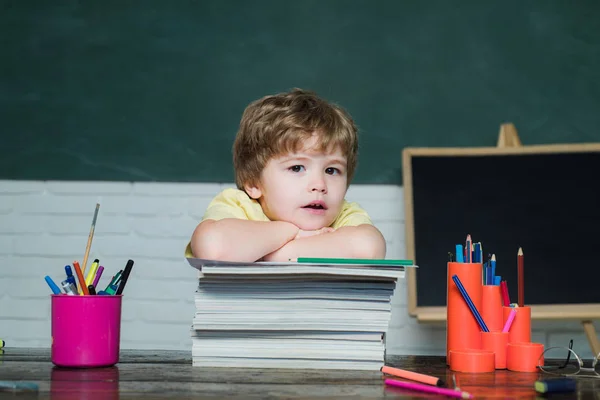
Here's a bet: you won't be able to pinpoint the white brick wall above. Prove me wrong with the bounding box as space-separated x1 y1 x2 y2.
0 180 596 358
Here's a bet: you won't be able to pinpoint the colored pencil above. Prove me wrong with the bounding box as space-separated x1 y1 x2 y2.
381 366 445 387
465 234 472 263
500 281 508 306
491 254 496 285
517 247 524 307
81 203 100 276
473 242 481 263
385 379 473 399
455 245 464 263
72 260 89 295
452 274 489 332
504 280 511 305
503 308 517 332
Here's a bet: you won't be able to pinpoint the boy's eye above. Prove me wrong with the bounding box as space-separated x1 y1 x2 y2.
289 165 305 173
325 167 340 175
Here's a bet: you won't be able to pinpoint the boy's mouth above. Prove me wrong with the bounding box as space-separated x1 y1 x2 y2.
302 201 328 210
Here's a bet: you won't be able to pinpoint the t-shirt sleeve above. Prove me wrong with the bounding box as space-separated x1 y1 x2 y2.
184 189 264 258
202 189 253 221
331 201 373 228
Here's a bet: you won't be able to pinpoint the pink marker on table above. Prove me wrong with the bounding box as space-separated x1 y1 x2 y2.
92 266 104 288
503 308 517 332
385 379 473 399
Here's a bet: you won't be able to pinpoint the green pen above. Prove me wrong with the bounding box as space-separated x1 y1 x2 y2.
103 270 122 292
291 257 413 266
104 284 118 295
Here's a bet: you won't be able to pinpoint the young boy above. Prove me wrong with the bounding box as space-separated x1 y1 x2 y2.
186 88 386 262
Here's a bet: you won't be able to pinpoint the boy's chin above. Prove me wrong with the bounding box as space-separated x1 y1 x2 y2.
294 221 331 231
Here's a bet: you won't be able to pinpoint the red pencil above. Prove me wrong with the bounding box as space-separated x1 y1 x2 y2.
504 280 511 305
500 281 508 306
517 247 524 307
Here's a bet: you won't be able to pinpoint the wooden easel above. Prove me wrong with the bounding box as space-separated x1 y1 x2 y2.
497 122 600 357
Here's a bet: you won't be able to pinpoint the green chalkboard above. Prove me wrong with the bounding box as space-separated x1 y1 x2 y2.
2 1 600 184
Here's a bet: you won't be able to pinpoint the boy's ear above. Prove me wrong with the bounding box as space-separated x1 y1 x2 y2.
245 185 262 199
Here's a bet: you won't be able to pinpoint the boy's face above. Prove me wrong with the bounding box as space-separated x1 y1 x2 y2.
245 136 348 231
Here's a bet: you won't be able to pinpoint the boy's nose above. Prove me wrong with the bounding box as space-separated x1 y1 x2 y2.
310 176 327 193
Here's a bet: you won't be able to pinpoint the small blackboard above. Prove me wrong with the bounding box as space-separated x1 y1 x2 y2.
403 141 600 321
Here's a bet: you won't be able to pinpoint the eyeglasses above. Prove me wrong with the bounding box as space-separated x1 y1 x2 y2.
538 340 600 379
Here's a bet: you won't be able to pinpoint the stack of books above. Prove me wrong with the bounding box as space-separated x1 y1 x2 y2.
186 258 411 370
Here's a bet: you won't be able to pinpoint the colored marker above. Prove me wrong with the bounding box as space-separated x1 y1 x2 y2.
87 285 97 295
64 265 77 288
0 381 39 392
116 259 134 295
0 339 5 348
85 259 100 287
61 280 77 295
44 276 61 295
92 266 104 288
535 378 576 394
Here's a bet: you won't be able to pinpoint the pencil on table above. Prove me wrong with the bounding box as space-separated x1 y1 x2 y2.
81 203 100 276
517 247 524 307
381 366 445 387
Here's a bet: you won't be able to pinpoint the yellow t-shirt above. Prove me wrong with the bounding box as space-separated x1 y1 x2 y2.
185 188 373 257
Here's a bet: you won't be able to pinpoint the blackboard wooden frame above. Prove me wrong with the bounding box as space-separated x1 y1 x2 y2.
402 128 600 325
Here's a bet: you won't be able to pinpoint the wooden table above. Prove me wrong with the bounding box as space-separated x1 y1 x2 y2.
1 348 598 399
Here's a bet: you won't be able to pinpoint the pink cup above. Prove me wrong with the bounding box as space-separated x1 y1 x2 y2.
51 294 122 368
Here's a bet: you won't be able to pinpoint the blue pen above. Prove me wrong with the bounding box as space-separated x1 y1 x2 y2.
65 265 77 289
44 276 61 295
455 245 464 263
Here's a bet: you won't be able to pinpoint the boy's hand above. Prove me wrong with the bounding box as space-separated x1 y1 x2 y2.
295 227 335 240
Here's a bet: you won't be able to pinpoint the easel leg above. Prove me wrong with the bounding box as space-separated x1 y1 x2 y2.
582 320 600 356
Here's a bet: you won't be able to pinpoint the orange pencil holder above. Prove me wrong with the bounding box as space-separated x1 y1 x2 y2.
481 285 503 332
448 348 495 373
503 306 531 343
446 262 483 363
506 342 544 372
481 331 509 369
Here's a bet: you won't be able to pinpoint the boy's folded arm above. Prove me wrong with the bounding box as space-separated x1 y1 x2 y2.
263 224 386 262
190 218 299 262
